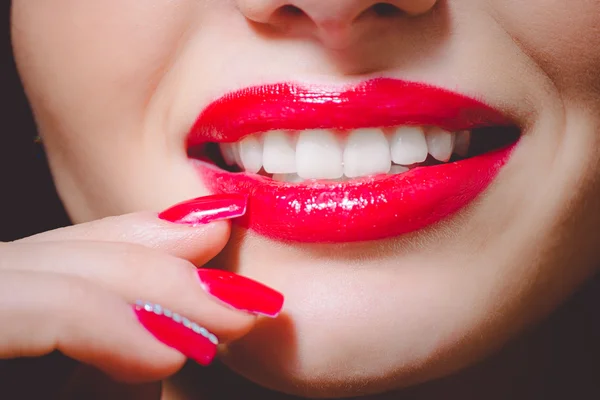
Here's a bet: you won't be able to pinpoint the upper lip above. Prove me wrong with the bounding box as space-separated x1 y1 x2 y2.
187 78 514 147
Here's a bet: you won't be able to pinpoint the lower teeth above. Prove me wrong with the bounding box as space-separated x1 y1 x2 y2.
271 165 413 183
272 173 305 183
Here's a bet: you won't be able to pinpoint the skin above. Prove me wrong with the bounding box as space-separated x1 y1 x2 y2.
9 0 600 398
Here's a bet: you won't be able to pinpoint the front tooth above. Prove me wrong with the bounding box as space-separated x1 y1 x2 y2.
454 130 471 157
296 130 344 179
343 128 391 178
426 127 455 162
239 135 263 174
220 143 237 166
390 126 428 165
263 131 297 174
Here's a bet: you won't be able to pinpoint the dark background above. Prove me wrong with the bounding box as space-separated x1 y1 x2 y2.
2 2 80 398
2 1 599 399
2 1 70 242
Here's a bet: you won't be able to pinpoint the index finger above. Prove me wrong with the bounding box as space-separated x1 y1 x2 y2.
18 194 247 266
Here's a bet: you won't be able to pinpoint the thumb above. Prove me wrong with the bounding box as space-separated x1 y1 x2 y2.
17 194 247 265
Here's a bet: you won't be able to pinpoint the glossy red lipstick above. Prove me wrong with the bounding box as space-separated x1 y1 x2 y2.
188 79 511 146
189 78 516 243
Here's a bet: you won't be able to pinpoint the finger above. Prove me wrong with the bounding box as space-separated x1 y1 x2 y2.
1 242 284 342
16 194 247 266
0 270 186 383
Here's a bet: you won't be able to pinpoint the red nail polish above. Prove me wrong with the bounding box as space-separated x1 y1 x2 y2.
197 269 284 318
134 301 218 366
159 194 248 225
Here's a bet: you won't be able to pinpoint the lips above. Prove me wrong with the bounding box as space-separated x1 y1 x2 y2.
189 78 517 243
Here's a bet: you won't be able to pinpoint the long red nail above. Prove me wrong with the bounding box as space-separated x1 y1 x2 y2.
134 301 218 366
159 194 247 225
197 269 284 318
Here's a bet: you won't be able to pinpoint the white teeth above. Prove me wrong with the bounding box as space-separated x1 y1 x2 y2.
344 128 391 178
219 143 237 166
272 173 304 183
219 126 472 181
296 130 344 180
263 131 297 174
239 135 263 174
390 126 429 165
454 130 471 157
426 127 455 162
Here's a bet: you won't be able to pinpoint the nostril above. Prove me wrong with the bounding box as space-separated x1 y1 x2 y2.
278 5 306 18
372 3 403 17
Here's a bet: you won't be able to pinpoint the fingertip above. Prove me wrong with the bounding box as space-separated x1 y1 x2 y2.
104 306 188 383
133 301 219 368
211 312 259 343
179 220 232 266
158 194 248 227
197 269 285 319
129 215 232 265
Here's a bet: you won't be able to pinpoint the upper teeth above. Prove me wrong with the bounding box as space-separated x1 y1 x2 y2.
219 127 471 181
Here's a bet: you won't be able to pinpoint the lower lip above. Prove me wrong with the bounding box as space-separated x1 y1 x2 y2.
194 145 515 243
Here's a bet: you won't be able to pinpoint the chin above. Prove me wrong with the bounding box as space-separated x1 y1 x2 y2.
181 80 521 397
206 192 595 399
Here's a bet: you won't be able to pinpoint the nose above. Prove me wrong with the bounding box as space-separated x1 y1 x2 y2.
237 0 438 48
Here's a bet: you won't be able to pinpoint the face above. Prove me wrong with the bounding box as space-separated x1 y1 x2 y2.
11 0 600 397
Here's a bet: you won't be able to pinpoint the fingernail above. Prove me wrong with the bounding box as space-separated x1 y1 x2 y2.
159 194 247 225
197 269 285 318
134 301 218 366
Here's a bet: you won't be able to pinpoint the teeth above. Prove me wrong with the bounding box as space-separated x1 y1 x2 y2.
454 130 471 157
426 127 455 162
272 173 304 183
296 129 344 180
239 135 263 174
219 126 474 181
263 131 297 174
344 128 391 178
219 143 237 166
390 126 428 166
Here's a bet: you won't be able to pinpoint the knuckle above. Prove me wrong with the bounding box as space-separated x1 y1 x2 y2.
113 242 181 271
147 257 198 296
44 275 97 331
103 242 196 297
54 275 94 313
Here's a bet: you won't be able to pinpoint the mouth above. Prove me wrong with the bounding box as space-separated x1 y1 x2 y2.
188 78 520 243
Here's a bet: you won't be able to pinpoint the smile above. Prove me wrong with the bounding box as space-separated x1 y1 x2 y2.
188 78 520 243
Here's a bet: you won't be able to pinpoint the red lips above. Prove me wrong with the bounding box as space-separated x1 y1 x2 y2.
189 78 517 243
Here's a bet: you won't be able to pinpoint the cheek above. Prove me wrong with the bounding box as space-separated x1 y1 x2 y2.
491 0 600 96
11 0 198 144
11 0 213 219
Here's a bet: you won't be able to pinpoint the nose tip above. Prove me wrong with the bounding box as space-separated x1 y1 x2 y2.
238 0 438 48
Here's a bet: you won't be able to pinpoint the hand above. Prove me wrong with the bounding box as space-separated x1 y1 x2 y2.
0 194 284 383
